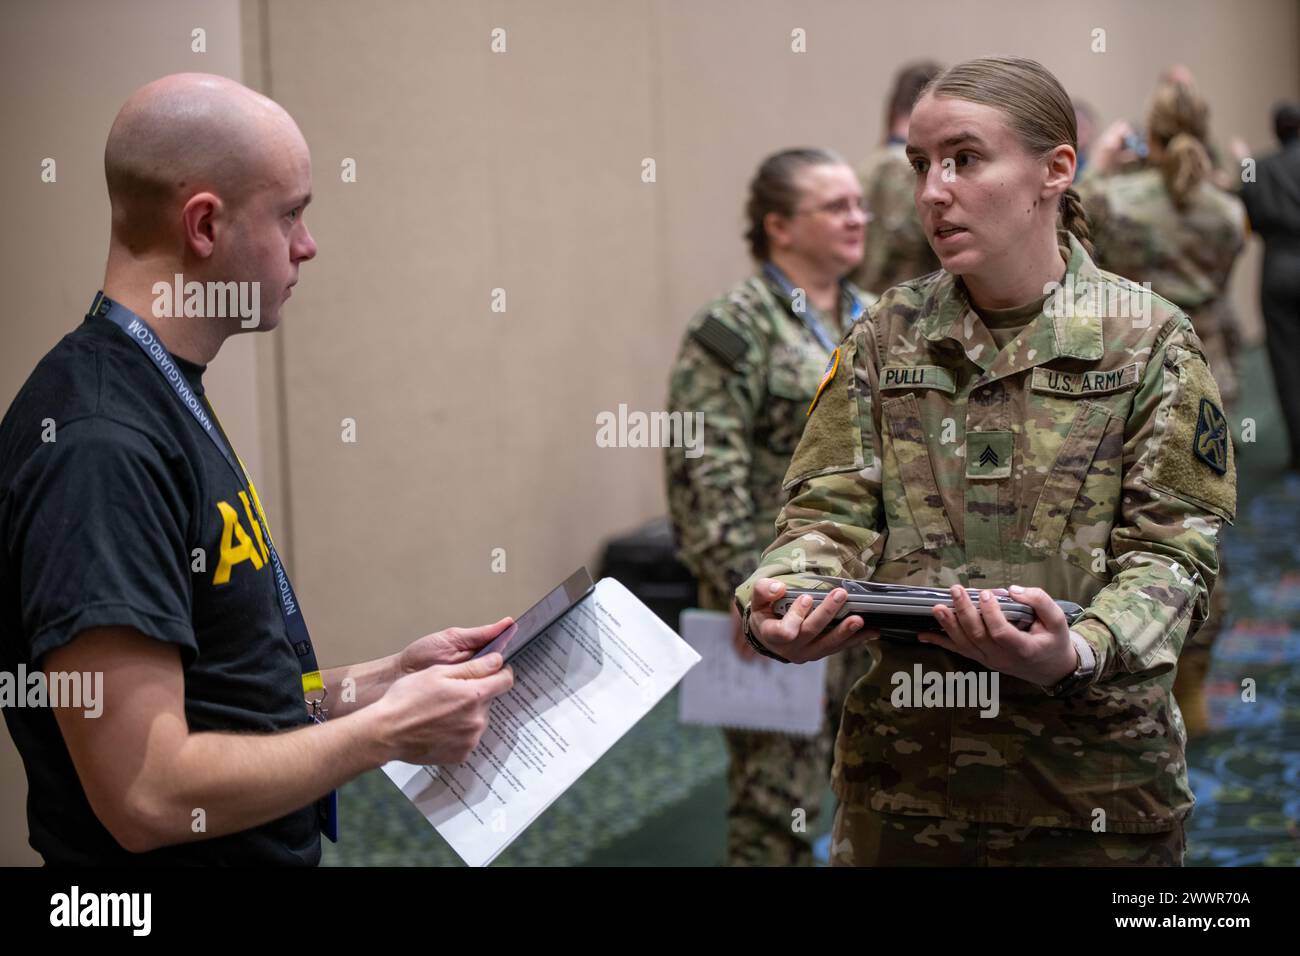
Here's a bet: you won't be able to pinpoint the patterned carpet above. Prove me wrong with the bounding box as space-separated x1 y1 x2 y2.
1185 472 1300 866
323 346 1299 867
320 689 726 866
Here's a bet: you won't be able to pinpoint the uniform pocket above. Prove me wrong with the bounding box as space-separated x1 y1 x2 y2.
1024 399 1118 575
765 346 824 454
767 350 814 400
880 393 957 556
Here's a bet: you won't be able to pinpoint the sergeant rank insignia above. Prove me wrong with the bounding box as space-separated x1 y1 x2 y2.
1193 397 1228 474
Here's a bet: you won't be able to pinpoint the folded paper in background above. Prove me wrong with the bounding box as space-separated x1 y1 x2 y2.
676 608 826 736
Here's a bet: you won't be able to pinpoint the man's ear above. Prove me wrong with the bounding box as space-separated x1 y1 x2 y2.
180 191 222 259
1042 144 1077 199
764 210 793 252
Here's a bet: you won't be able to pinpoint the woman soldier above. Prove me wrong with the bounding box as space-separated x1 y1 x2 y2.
1078 79 1247 738
737 57 1236 866
665 149 874 866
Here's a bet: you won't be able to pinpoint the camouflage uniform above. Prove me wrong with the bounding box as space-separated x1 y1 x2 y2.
1079 168 1247 730
829 805 1184 866
850 142 941 295
665 268 875 866
1079 167 1247 407
737 234 1236 866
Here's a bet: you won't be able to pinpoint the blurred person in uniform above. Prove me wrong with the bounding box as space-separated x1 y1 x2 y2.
1233 102 1300 473
1079 79 1247 736
850 61 943 295
665 148 875 865
1073 99 1098 177
737 58 1235 866
1143 66 1238 196
1147 70 1248 429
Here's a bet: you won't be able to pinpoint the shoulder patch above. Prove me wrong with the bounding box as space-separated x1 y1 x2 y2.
1193 397 1229 474
1146 350 1236 522
806 348 839 417
690 315 747 369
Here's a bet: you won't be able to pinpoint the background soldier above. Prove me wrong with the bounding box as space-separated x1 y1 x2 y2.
850 61 943 295
1079 77 1247 736
665 148 874 865
1234 102 1300 474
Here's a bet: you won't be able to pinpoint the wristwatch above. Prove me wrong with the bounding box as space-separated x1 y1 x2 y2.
740 605 792 663
1046 630 1097 696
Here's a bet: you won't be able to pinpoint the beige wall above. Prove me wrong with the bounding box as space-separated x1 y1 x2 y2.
262 0 1297 667
0 0 253 866
1 0 1296 864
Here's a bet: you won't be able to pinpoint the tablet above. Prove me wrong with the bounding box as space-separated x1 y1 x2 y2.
472 567 596 662
771 576 1084 635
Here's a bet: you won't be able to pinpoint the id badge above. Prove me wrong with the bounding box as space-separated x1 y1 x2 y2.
310 709 339 842
318 789 339 843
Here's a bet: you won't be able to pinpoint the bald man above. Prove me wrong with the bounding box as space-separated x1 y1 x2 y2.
0 74 514 865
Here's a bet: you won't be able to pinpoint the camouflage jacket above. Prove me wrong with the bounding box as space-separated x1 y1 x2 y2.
666 270 874 610
1079 167 1246 321
737 234 1237 832
850 142 941 295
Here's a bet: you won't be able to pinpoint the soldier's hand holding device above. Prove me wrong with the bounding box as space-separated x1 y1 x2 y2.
745 578 878 664
749 574 1089 687
919 584 1089 689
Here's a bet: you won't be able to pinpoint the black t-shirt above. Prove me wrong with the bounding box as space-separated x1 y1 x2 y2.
0 312 321 865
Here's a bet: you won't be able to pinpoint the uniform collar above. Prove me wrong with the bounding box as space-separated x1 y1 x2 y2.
916 233 1105 382
759 264 868 337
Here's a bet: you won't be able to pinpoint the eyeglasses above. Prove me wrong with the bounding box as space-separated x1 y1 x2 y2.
793 196 869 218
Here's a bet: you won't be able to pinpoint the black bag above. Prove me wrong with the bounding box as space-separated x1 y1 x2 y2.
594 516 696 629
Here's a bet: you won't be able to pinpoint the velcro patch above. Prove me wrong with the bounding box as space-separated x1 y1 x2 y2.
783 341 867 490
1030 362 1141 397
879 365 956 393
1146 350 1236 522
965 429 1013 480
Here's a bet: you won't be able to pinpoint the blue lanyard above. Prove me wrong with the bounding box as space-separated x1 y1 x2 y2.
761 263 861 353
89 292 325 701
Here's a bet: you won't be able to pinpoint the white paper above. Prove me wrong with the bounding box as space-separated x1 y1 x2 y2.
382 577 700 867
676 608 827 736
